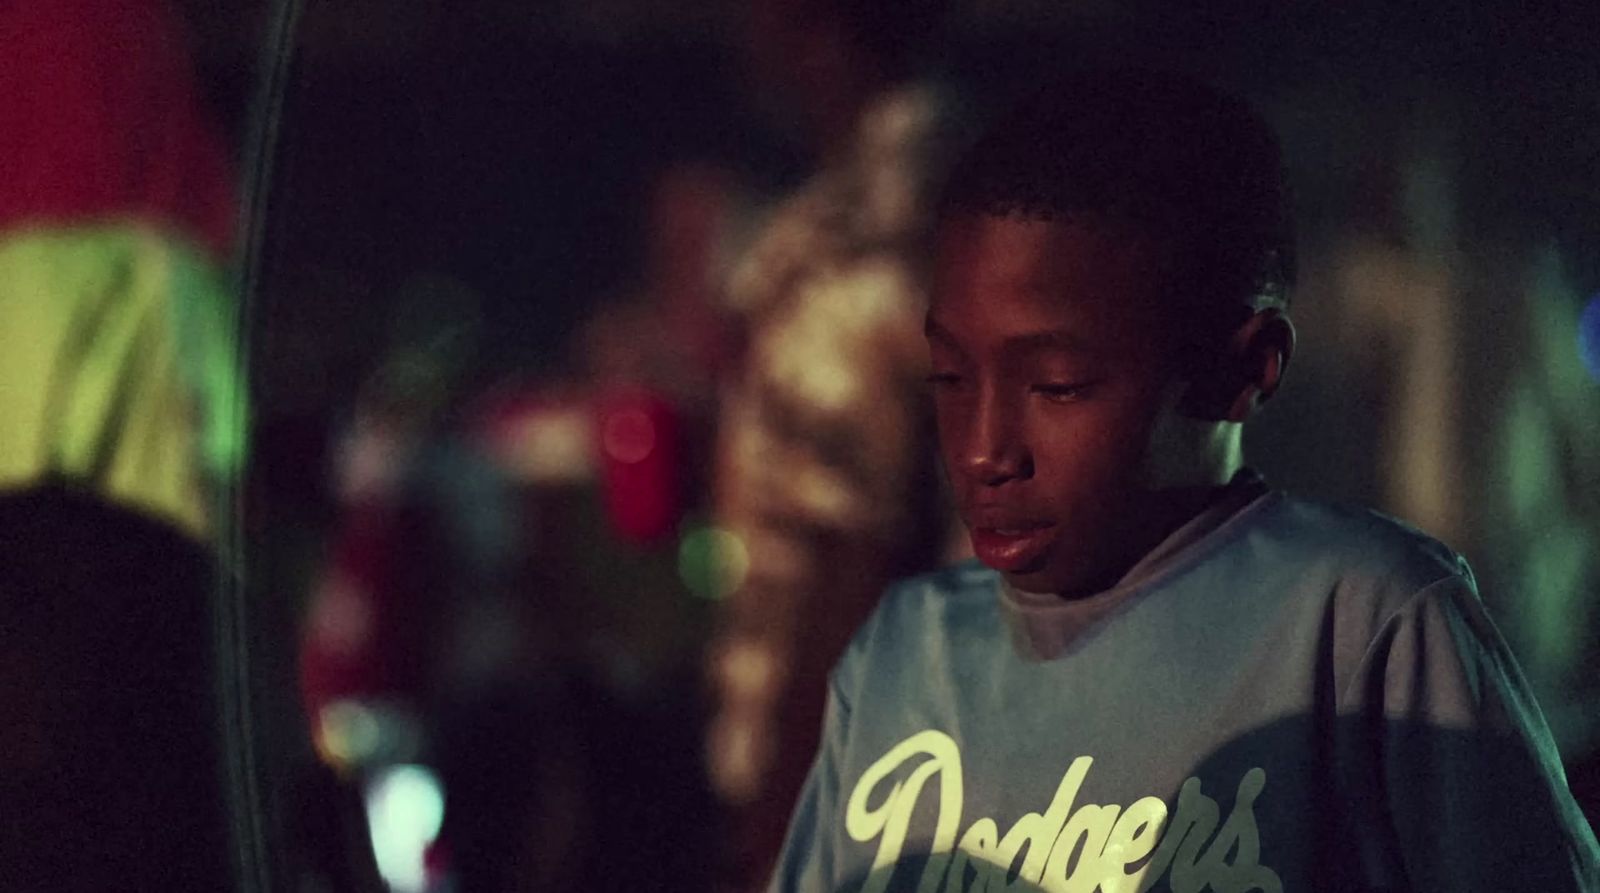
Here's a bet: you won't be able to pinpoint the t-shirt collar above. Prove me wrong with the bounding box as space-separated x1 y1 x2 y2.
997 467 1273 661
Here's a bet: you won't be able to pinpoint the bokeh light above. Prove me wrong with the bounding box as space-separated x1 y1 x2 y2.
720 640 775 699
313 700 424 773
1579 292 1600 382
315 700 382 769
365 764 446 893
678 524 750 601
601 407 656 464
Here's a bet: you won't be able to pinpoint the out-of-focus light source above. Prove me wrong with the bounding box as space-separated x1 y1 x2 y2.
678 524 749 600
314 700 424 774
316 700 382 769
720 640 776 699
365 764 446 893
1579 292 1600 382
601 407 656 464
597 392 682 543
495 403 595 484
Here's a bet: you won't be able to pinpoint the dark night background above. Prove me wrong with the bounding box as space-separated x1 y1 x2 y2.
61 0 1600 888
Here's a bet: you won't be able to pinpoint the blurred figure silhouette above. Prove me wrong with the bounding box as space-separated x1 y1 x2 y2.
0 1 248 889
0 0 243 534
705 0 966 887
299 163 742 890
297 273 513 892
423 164 738 892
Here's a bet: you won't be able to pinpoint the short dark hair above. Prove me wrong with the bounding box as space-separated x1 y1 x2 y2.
940 69 1294 331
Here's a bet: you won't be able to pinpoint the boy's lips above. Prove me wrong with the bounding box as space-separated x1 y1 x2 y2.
967 521 1056 573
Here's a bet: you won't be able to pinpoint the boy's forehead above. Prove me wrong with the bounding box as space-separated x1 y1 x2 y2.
931 213 1170 323
936 213 1074 273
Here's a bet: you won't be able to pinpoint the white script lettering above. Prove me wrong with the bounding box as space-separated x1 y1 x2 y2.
845 730 1283 893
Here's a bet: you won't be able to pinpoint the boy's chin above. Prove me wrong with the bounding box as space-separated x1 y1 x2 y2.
998 562 1069 596
998 554 1123 599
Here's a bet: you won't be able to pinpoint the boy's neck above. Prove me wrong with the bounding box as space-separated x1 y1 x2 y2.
1052 467 1255 600
1143 412 1246 488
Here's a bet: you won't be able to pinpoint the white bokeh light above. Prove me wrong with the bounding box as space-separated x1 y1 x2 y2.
365 764 446 893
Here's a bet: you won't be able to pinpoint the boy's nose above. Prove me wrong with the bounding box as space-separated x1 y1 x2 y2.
961 443 1032 487
957 403 1031 486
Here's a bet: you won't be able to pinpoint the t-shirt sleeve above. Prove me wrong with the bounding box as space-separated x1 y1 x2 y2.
767 667 853 893
1337 573 1600 891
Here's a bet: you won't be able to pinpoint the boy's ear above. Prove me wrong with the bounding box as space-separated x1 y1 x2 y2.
1177 308 1295 422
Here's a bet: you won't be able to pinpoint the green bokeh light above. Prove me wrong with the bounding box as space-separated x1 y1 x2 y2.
678 524 749 601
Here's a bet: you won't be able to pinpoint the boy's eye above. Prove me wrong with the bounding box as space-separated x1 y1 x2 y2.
924 372 964 389
1031 381 1097 403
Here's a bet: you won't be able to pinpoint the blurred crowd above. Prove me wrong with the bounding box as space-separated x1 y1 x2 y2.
1 1 1598 892
293 5 969 888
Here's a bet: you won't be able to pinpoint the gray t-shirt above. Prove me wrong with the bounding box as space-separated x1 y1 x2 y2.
769 490 1600 893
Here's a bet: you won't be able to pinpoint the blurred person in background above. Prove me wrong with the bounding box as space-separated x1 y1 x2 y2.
299 161 743 891
0 0 247 888
705 0 969 887
0 0 244 537
298 273 532 892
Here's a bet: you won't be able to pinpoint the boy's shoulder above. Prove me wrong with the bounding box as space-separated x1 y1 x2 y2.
1260 492 1475 595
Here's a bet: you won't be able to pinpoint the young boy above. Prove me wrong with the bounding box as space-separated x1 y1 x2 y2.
767 70 1600 893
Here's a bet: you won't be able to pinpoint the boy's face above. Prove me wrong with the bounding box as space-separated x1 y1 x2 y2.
927 213 1196 595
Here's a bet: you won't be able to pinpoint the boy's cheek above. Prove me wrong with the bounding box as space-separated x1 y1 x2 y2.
1132 382 1230 489
931 408 979 471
